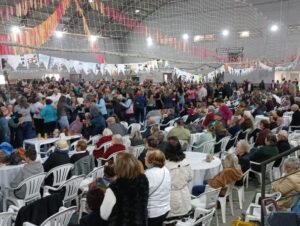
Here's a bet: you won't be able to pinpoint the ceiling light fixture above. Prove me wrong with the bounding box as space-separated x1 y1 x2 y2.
182 33 189 40
89 35 97 42
11 26 21 34
222 29 229 37
194 35 204 42
270 24 279 32
135 9 140 13
146 37 153 47
55 31 63 38
240 31 250 38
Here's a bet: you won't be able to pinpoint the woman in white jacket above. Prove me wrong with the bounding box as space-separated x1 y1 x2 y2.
164 136 193 223
145 149 171 226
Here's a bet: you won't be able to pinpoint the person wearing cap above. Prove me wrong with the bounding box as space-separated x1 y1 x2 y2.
43 139 70 185
167 119 191 143
250 133 279 172
274 130 291 167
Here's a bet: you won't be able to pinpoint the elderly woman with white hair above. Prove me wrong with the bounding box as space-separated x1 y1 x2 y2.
93 128 113 159
236 140 251 173
129 123 144 146
272 157 300 210
98 134 126 164
240 111 254 131
290 104 300 131
192 153 243 196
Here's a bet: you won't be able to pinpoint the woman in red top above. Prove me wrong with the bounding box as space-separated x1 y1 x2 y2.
93 128 113 159
99 134 126 164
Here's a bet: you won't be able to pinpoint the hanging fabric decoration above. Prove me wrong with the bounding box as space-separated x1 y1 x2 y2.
74 0 106 64
0 0 71 55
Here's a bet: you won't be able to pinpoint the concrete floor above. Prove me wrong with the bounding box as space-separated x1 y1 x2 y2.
212 181 262 226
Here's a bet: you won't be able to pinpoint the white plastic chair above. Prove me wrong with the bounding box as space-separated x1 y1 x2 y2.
3 173 46 211
120 121 129 130
127 123 141 133
94 141 112 153
233 169 250 209
217 183 235 224
88 135 101 145
249 160 274 184
86 145 95 155
43 175 85 206
131 145 145 158
0 212 16 226
190 140 216 154
181 115 189 123
97 151 124 167
86 166 104 180
191 187 221 226
215 136 231 157
44 163 74 188
23 206 77 226
41 146 55 160
245 192 281 222
176 207 215 226
179 140 190 151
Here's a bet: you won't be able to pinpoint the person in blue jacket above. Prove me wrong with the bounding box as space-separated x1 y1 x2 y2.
40 99 57 135
134 90 146 123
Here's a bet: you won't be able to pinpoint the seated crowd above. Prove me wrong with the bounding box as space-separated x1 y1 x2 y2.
0 78 299 225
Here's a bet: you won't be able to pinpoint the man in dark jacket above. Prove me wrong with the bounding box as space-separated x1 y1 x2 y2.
290 104 300 131
274 130 291 167
43 139 70 185
250 133 279 172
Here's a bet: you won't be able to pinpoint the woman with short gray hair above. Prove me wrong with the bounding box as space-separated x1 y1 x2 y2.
272 157 300 210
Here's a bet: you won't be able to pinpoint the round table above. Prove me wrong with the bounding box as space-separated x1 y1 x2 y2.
0 164 23 188
185 152 222 191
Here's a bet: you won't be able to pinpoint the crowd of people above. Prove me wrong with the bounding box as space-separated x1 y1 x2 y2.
0 77 299 225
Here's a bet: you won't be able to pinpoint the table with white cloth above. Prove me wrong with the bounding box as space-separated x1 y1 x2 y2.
255 115 269 127
23 134 81 160
185 152 222 191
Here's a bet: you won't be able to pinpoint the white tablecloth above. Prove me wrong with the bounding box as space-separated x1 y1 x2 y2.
23 134 81 160
0 164 23 188
185 152 222 191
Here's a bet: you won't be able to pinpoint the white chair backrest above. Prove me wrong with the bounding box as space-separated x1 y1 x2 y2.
283 111 293 117
127 123 141 132
97 151 124 166
131 145 145 158
86 145 95 155
0 212 14 226
219 136 231 152
199 140 216 154
17 173 46 203
99 141 112 153
120 121 129 130
164 126 174 134
181 115 188 122
201 188 221 209
46 164 74 187
193 208 215 226
40 206 77 226
62 176 85 204
191 133 203 145
122 136 131 147
244 129 252 143
266 161 275 172
88 135 101 145
86 166 104 180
